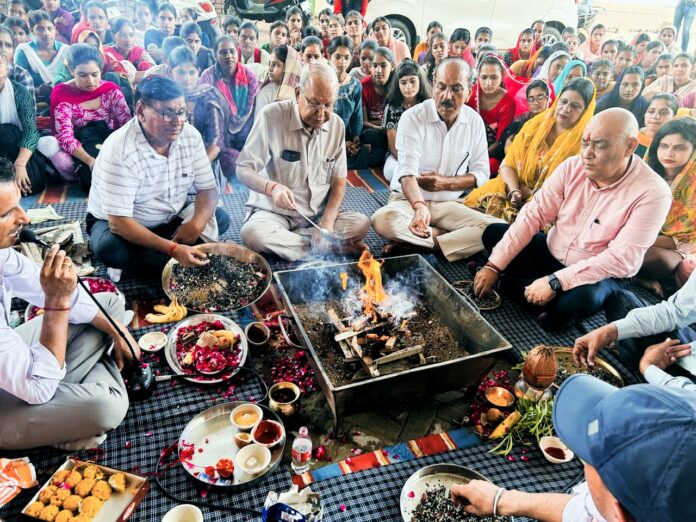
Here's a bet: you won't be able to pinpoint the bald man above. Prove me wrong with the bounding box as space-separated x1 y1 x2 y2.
474 108 672 330
237 63 369 261
371 58 502 260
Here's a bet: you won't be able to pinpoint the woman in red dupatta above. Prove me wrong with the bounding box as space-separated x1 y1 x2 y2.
49 43 130 192
199 35 259 176
503 29 535 67
103 18 155 85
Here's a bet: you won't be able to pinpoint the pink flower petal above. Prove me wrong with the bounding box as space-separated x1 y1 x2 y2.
339 504 346 512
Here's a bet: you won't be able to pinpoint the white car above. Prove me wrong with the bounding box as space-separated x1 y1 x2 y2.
366 0 579 50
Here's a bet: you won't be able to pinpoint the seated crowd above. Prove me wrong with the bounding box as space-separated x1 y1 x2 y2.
0 4 695 520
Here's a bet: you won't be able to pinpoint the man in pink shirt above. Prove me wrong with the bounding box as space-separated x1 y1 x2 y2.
473 108 672 330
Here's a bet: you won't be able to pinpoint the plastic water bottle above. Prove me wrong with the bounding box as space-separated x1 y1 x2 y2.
291 426 312 474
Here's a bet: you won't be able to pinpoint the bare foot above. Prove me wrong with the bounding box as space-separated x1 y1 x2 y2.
635 277 664 298
381 241 432 256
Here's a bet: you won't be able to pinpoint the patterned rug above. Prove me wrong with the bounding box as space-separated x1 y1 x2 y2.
0 181 653 521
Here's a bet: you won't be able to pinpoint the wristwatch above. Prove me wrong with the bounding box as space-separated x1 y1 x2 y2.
548 274 563 292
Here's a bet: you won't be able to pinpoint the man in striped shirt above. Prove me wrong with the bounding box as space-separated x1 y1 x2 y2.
86 76 229 277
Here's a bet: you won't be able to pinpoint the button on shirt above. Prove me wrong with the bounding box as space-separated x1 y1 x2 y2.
87 119 218 228
391 98 490 198
489 155 672 290
237 100 347 218
0 248 98 405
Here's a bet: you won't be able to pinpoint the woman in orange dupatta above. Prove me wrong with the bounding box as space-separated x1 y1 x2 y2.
642 118 696 294
464 77 596 222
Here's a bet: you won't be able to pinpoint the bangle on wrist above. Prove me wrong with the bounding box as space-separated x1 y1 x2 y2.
411 200 427 211
14 163 27 168
507 189 521 200
485 261 502 274
267 182 278 196
493 487 506 517
168 242 179 257
480 265 499 276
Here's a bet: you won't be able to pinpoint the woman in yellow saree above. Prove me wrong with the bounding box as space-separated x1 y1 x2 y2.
464 77 596 222
642 117 696 294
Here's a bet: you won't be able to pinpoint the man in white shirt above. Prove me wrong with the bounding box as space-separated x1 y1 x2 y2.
0 158 138 450
237 63 369 261
87 76 229 277
371 58 502 261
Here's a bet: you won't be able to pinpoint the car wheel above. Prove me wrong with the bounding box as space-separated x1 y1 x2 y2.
389 18 413 49
541 27 562 46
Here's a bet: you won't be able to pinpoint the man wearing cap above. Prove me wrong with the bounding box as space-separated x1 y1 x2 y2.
451 374 696 521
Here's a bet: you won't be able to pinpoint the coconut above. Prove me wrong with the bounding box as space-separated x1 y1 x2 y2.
522 345 558 389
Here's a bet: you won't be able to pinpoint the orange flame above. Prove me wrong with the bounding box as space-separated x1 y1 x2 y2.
357 250 387 318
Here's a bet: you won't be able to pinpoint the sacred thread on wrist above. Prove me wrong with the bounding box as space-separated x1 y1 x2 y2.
44 307 70 312
168 242 179 257
411 200 427 210
266 182 278 196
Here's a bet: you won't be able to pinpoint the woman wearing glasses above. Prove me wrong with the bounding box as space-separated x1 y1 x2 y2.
465 78 595 222
49 43 130 193
200 35 259 178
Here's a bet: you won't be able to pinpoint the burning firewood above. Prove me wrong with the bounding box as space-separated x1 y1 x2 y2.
340 272 348 290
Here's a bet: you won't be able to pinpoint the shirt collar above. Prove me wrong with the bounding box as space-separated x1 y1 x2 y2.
134 119 179 158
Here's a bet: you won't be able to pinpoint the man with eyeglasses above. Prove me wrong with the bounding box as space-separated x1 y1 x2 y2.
237 62 369 261
86 76 230 280
371 58 502 260
473 108 672 331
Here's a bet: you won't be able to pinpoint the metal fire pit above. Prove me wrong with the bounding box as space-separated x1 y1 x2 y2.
274 255 512 426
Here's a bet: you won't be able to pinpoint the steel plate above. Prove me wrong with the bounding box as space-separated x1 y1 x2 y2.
400 464 512 521
162 242 272 313
178 402 285 488
165 314 248 384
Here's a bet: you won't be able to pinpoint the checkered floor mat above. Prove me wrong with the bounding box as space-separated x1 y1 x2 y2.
1 188 660 520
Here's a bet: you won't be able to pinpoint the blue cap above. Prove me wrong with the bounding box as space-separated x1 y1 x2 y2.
553 374 696 522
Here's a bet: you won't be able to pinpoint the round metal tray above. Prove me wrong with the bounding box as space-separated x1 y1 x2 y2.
178 401 285 488
165 314 248 384
452 280 502 311
162 242 272 313
400 463 512 521
553 347 624 388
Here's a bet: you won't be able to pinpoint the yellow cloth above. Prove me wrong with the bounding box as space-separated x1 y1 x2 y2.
413 41 428 61
662 151 696 246
464 83 596 221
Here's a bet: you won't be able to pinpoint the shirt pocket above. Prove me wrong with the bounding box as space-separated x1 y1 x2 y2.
278 158 304 189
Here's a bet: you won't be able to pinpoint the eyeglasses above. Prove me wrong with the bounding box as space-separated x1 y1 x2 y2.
301 93 334 113
146 105 190 122
527 94 549 104
239 34 257 42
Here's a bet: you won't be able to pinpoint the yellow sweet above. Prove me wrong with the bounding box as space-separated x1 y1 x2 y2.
74 479 96 498
80 465 103 481
54 510 73 522
37 504 60 521
38 485 57 504
62 494 82 513
107 472 127 493
79 496 102 517
90 480 112 501
64 471 82 489
25 501 44 517
51 471 70 485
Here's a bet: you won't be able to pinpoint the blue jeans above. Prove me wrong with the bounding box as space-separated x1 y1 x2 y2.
482 223 626 322
86 207 230 275
674 0 696 52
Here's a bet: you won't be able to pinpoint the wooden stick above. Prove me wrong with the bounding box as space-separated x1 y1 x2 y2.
374 345 424 367
334 321 388 342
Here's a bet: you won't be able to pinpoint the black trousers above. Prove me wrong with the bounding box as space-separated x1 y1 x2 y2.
86 208 231 276
349 128 388 169
74 121 113 195
0 124 48 195
483 223 627 322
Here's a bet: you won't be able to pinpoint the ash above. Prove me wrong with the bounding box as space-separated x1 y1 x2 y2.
171 254 266 311
412 486 510 522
